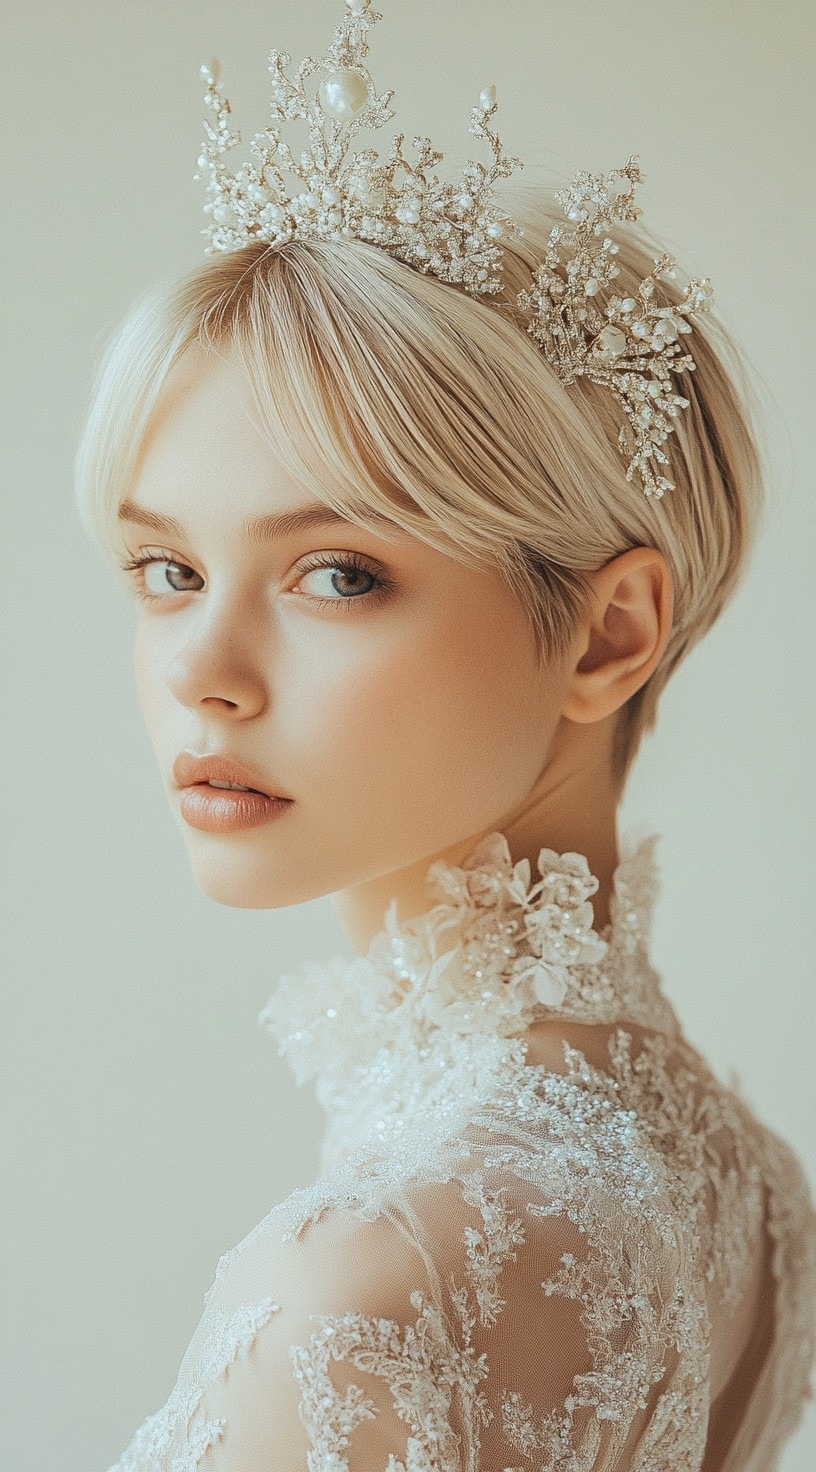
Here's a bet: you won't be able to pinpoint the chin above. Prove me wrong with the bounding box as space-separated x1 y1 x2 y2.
183 846 313 910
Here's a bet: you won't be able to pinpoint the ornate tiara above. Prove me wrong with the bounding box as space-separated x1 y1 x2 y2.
194 0 714 500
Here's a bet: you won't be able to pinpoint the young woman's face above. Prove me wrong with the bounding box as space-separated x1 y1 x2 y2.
123 342 576 912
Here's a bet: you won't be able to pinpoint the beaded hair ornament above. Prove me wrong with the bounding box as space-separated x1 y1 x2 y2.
194 0 714 500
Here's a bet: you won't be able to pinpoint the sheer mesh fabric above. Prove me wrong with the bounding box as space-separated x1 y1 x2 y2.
105 830 816 1472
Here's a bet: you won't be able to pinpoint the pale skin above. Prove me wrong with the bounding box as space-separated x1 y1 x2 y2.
122 341 674 956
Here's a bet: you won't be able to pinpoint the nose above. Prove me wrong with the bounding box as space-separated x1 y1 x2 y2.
163 600 269 718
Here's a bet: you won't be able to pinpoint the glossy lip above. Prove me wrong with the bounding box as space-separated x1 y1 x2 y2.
172 750 291 800
178 785 292 833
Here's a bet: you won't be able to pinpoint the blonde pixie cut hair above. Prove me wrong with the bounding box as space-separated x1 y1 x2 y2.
73 181 767 791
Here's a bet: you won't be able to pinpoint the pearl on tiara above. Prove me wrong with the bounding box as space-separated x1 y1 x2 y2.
193 0 714 501
319 69 370 120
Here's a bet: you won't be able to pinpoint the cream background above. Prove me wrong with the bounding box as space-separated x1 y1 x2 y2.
2 1 814 1468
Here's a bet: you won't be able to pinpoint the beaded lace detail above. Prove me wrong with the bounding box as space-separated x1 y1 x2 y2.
105 828 816 1472
259 828 678 1158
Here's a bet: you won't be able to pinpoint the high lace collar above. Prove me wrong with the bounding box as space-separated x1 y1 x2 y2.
259 826 679 1105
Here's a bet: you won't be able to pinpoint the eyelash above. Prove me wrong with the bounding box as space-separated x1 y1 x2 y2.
118 549 394 614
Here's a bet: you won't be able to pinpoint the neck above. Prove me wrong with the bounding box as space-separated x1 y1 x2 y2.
330 716 623 957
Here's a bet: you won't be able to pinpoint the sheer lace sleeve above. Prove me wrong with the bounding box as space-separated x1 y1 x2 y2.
114 1079 709 1472
106 1033 816 1471
139 1202 640 1471
172 1202 456 1472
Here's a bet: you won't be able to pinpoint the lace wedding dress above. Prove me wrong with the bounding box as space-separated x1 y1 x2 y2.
106 828 816 1472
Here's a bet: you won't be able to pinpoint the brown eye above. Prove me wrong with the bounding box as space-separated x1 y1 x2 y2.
293 553 392 612
142 559 204 596
298 562 378 601
119 553 205 604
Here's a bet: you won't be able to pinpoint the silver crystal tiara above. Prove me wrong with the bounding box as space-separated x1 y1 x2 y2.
194 0 714 500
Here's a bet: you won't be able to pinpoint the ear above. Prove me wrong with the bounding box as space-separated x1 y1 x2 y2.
561 547 674 725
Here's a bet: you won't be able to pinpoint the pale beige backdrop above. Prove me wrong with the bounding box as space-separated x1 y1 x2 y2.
2 1 814 1468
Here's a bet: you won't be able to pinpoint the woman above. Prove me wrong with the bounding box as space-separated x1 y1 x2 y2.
73 3 816 1468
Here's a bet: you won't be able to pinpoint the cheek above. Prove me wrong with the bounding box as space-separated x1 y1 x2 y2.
299 596 548 805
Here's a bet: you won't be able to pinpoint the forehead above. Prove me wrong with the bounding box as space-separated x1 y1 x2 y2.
124 343 421 554
132 343 278 487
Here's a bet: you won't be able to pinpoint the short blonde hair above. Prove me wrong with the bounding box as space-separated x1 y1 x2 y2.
73 181 768 789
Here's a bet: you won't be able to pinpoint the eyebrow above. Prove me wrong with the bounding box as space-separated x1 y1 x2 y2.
117 496 396 545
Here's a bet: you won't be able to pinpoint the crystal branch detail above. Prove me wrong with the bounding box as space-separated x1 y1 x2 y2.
194 0 715 500
194 0 523 296
516 158 715 498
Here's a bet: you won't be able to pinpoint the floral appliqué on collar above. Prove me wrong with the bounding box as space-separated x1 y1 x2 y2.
259 828 672 1093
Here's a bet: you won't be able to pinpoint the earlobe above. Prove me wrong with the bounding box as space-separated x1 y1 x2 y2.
560 548 673 725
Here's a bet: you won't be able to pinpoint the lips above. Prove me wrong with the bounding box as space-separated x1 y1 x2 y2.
172 751 290 800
